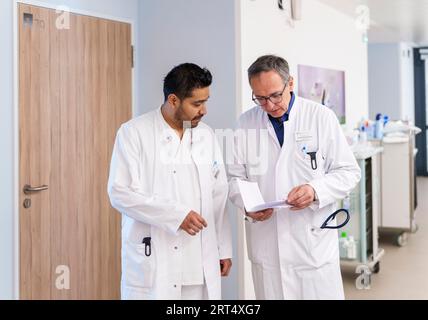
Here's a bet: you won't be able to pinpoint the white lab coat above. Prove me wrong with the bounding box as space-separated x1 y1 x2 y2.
108 108 232 300
228 96 361 300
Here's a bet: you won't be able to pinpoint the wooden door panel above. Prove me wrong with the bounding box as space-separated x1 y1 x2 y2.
19 4 132 299
19 4 52 300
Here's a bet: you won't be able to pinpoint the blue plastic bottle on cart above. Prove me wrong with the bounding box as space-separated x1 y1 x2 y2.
383 115 389 126
375 113 384 139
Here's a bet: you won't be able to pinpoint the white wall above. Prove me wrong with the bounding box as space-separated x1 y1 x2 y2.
240 0 369 129
138 0 238 128
138 0 239 299
0 0 140 300
368 43 401 120
238 0 370 299
368 42 415 123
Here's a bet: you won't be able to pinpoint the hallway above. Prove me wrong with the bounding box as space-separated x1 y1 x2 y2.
343 177 428 299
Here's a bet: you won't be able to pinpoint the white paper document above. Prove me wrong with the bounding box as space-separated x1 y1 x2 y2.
237 179 291 213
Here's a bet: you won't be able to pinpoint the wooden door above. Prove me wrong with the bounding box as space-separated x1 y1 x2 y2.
19 3 132 299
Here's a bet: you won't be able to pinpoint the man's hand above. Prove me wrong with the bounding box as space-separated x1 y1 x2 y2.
287 184 316 211
246 208 274 222
220 259 232 277
180 211 207 236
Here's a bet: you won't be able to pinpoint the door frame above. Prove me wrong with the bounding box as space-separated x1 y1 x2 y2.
12 0 136 299
414 47 428 176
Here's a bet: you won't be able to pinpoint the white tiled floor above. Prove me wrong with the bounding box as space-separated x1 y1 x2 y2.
342 177 428 300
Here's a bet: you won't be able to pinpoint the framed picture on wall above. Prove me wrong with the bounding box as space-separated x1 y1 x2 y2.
297 64 346 124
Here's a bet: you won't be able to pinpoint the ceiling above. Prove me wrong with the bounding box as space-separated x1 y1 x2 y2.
318 0 428 45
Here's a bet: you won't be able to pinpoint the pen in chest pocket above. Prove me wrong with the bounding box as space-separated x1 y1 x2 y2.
142 237 152 257
301 145 318 170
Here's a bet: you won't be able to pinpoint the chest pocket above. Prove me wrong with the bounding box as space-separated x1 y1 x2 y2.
293 131 325 178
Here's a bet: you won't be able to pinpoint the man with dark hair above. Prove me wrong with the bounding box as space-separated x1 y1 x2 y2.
163 63 213 101
108 63 232 300
228 55 361 300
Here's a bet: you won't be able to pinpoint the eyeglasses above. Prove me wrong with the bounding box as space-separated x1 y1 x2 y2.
252 84 287 106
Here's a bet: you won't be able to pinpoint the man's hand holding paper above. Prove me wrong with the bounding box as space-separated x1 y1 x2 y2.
237 179 292 217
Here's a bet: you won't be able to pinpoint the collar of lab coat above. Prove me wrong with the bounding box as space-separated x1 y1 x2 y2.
156 107 189 144
155 107 208 155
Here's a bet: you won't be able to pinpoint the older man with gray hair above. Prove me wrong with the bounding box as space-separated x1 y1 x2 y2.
228 55 361 300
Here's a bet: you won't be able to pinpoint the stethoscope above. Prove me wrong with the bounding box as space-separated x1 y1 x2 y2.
299 147 349 229
320 208 350 229
249 206 351 228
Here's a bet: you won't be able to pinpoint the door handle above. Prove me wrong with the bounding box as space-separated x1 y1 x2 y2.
23 184 49 195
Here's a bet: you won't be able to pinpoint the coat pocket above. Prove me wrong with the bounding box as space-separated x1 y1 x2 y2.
295 263 344 300
123 240 156 288
294 147 326 181
305 224 338 264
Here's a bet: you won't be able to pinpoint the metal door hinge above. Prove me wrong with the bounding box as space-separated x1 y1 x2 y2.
131 45 134 68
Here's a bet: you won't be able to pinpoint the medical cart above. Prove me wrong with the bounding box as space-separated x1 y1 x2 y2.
339 145 385 276
376 129 420 246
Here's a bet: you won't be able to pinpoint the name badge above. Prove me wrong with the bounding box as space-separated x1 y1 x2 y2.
295 131 313 142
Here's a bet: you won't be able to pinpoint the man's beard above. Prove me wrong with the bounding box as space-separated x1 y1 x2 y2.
175 105 203 128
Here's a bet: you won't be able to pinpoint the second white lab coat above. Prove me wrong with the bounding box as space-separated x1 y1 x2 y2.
108 108 232 300
228 96 361 300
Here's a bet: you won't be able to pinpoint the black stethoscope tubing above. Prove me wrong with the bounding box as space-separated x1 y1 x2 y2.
320 208 350 229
